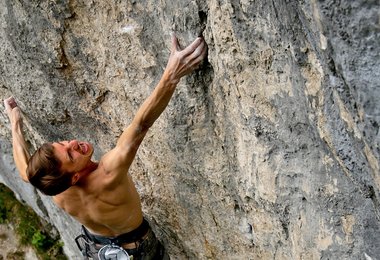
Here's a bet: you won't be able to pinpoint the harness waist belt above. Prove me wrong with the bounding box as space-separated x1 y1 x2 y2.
82 219 150 245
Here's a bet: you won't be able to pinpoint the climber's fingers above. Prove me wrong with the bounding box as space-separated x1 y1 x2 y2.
186 40 207 68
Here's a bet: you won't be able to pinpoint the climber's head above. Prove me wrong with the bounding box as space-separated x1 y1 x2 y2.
27 140 94 196
51 140 94 174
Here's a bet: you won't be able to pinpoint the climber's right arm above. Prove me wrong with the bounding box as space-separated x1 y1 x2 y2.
4 97 30 182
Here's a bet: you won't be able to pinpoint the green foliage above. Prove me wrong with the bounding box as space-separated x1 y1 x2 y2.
32 231 47 248
0 196 7 223
0 183 67 259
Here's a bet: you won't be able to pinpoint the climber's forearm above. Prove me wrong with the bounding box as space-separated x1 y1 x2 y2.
132 73 178 130
11 122 30 182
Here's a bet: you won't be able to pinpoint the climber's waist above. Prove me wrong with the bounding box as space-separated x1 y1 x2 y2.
82 218 150 247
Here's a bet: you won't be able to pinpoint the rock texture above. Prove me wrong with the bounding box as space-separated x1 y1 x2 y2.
0 0 379 259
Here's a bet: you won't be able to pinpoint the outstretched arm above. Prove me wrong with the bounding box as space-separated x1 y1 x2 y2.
4 97 30 182
102 35 207 176
130 35 207 129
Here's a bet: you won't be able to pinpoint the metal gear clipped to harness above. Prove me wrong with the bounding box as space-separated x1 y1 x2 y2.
98 244 131 260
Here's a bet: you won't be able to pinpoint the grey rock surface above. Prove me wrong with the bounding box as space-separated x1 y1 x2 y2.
0 0 379 259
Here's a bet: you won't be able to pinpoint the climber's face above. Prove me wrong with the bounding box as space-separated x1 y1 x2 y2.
52 140 94 174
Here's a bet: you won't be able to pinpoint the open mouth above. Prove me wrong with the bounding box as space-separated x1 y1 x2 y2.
79 143 88 154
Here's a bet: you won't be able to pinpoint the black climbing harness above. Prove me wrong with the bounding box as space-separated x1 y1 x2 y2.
75 233 132 260
75 219 150 259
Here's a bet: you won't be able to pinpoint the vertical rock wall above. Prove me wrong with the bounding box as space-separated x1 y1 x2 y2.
0 0 379 259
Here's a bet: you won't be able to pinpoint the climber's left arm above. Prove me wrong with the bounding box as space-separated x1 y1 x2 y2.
4 97 30 182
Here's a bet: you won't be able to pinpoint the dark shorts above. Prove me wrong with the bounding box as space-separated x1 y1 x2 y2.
75 222 169 260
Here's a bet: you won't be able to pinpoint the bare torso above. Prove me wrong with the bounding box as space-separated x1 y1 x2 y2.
53 163 143 237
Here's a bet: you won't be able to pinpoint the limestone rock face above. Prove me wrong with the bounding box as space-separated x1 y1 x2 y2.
0 0 379 259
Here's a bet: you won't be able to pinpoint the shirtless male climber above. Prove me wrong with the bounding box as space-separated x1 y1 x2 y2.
4 35 207 260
